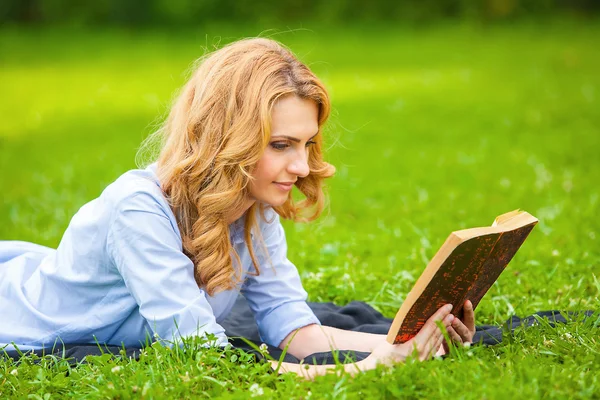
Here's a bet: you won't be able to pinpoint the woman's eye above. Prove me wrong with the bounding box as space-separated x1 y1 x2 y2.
270 140 315 151
270 142 289 150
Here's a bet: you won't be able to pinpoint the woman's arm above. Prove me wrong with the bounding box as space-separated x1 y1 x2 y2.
282 299 477 360
272 304 456 379
279 324 386 359
107 190 228 346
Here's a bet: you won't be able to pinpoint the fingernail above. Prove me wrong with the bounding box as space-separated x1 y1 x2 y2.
447 314 454 322
446 304 453 311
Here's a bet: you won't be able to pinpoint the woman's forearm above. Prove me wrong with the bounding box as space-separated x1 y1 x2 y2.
274 303 457 378
279 324 386 360
317 326 386 352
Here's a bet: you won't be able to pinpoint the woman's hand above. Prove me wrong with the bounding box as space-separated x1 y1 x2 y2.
439 299 475 354
363 303 455 368
271 303 459 379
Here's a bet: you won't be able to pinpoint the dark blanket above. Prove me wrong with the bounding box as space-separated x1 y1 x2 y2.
3 295 597 364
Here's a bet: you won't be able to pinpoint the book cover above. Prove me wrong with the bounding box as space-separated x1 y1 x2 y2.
386 210 538 344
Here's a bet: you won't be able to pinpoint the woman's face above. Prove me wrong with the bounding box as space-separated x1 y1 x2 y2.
248 95 319 207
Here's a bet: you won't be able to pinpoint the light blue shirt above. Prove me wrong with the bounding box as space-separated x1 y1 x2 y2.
0 164 320 351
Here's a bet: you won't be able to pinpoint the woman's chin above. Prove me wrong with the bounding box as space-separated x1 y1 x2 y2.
266 200 286 208
263 195 289 208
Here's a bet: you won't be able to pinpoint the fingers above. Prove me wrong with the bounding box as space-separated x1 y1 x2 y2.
426 332 446 360
419 313 454 360
413 301 475 361
423 322 451 361
434 343 445 357
431 333 446 358
446 325 462 343
410 304 458 361
417 304 453 340
463 300 476 333
413 306 452 355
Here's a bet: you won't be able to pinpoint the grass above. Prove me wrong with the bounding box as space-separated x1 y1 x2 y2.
1 18 600 398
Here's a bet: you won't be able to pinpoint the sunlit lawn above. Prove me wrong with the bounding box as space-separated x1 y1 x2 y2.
1 19 599 398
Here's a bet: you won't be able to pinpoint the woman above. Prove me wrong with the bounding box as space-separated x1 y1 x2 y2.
0 38 474 378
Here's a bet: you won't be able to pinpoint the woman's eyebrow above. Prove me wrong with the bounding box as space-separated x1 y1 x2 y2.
271 133 318 143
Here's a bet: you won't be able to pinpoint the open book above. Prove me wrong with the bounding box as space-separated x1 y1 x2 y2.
386 210 538 344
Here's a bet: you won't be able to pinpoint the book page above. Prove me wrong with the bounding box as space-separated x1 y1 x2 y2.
492 209 522 227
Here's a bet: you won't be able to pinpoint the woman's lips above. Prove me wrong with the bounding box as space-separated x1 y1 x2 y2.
274 182 294 191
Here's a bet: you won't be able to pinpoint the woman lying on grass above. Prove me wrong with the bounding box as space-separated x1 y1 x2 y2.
0 38 475 379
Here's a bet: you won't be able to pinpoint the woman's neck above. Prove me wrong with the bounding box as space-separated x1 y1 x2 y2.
225 198 256 224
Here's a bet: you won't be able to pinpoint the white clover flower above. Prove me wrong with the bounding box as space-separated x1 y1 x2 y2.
259 343 268 353
249 383 264 397
10 369 18 376
181 372 190 383
111 366 122 373
463 342 471 348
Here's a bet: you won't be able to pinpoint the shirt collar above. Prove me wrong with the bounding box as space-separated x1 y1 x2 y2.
229 215 246 245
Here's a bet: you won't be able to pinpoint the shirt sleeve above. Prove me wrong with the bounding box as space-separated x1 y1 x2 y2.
106 190 228 347
241 209 320 347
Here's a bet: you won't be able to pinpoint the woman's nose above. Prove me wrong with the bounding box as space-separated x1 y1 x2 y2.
289 152 310 178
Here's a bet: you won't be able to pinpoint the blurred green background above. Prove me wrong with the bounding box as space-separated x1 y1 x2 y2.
1 1 599 326
1 0 599 25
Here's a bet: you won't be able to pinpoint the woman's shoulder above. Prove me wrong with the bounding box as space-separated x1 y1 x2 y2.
101 163 170 214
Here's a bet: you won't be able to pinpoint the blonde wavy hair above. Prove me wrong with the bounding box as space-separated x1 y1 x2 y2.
146 38 335 296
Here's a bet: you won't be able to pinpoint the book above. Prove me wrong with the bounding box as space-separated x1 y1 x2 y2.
386 209 538 344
